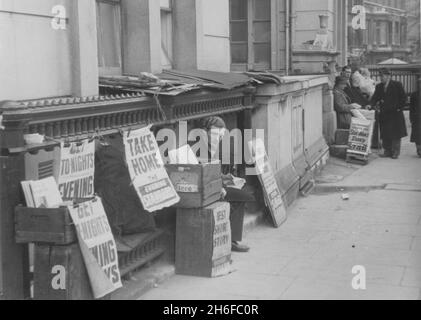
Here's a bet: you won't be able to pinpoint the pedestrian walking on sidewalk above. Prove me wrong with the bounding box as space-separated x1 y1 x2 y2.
410 92 421 157
370 68 408 159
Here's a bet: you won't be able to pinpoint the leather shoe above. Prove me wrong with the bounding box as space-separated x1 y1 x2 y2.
379 153 391 158
391 154 399 160
231 241 250 253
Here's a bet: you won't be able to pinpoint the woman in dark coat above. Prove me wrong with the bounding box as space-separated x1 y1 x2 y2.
410 92 421 157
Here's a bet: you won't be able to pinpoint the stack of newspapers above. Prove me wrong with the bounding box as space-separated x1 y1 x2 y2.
21 177 63 208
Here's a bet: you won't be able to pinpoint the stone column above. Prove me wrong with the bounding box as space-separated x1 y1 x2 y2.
418 73 421 144
121 0 161 74
70 0 99 97
0 101 29 300
172 0 204 70
322 81 337 145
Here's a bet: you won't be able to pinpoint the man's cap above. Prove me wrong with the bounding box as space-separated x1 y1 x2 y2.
335 76 349 85
198 116 226 130
379 68 391 75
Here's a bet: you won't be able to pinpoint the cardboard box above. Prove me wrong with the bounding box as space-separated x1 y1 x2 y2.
175 202 232 278
33 243 96 300
166 162 222 208
15 206 77 245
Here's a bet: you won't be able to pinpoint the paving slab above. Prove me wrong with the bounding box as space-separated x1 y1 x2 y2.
138 138 421 300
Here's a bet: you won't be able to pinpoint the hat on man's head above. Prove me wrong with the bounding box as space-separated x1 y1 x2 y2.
197 116 226 130
335 76 349 86
379 68 391 76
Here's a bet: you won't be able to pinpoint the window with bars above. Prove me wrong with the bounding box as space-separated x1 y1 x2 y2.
96 0 123 76
229 0 272 71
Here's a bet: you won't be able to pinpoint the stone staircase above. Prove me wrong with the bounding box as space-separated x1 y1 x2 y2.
329 129 349 159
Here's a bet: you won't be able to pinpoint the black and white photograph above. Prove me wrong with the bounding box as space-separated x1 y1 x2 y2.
0 0 421 303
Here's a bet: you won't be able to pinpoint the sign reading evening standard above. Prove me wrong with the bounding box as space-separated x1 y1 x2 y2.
347 118 373 156
58 140 95 200
123 126 180 212
68 197 122 298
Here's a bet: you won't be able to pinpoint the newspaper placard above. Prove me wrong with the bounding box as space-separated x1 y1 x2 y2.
212 202 231 260
248 139 287 228
347 118 374 156
68 197 122 299
123 126 180 212
58 140 95 200
211 202 232 277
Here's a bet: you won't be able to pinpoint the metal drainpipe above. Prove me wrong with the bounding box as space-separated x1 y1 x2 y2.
285 0 290 75
290 0 296 75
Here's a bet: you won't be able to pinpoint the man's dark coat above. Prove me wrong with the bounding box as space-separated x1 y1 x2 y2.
371 80 408 141
344 83 369 107
410 92 421 145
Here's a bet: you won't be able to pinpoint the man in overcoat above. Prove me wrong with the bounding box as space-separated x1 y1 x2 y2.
370 68 407 159
410 92 421 157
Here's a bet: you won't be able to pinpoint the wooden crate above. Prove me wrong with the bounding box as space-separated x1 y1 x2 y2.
175 202 232 278
346 152 369 165
166 162 222 208
33 243 95 300
335 129 350 145
15 206 77 245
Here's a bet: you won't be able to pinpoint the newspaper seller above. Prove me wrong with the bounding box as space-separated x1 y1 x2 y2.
194 117 255 253
334 76 363 129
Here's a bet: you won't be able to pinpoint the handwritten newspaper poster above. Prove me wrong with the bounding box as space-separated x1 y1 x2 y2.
68 197 122 298
123 126 180 212
347 118 374 157
58 140 95 200
211 202 232 277
248 139 287 228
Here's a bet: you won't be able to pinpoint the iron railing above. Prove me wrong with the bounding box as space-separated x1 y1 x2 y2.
367 64 421 97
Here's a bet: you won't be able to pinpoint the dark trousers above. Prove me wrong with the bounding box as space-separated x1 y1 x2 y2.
230 203 245 242
383 138 401 156
372 119 381 149
225 187 255 243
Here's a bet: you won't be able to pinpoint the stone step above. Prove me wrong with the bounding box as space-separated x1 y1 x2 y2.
335 129 350 145
111 260 175 300
330 145 348 159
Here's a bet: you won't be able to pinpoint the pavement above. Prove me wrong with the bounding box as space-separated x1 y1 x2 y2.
136 137 421 300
